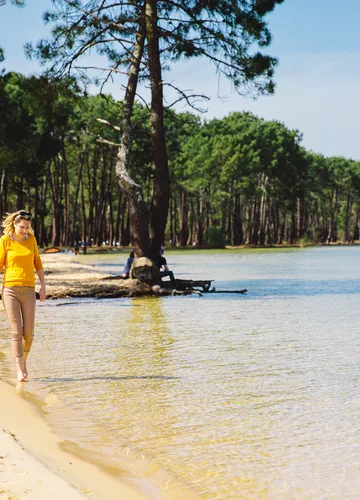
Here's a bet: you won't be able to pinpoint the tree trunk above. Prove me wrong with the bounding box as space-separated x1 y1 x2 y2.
115 190 121 246
232 192 243 245
290 213 296 244
223 186 231 244
39 166 50 247
107 167 114 246
344 191 352 243
352 209 359 243
95 148 108 246
0 170 6 217
277 212 286 245
187 199 195 246
81 177 87 253
72 153 84 246
146 0 170 259
90 150 99 245
327 185 340 243
258 174 267 245
197 197 204 246
169 191 174 246
179 189 189 246
48 160 61 247
114 5 149 258
296 197 301 241
62 146 70 246
173 193 179 246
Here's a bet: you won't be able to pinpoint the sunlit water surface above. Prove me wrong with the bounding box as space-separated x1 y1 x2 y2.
1 247 360 499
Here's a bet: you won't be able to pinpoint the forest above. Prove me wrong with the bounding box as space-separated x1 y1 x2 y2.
1 0 360 250
1 70 360 249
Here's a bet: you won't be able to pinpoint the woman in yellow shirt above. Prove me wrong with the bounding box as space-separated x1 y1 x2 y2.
0 210 46 382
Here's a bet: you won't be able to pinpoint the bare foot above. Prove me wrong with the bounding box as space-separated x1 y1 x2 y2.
15 357 26 383
24 353 29 379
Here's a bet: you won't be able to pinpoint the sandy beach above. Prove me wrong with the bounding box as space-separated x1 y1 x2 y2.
41 252 136 299
0 253 152 500
0 378 150 500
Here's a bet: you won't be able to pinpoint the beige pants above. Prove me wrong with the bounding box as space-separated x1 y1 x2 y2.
2 286 36 360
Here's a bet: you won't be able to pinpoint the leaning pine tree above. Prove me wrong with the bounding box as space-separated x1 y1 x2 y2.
28 0 284 265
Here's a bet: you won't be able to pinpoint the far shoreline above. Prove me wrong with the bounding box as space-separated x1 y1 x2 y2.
49 241 360 255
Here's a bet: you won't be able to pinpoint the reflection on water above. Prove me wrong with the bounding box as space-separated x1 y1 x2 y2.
1 247 360 499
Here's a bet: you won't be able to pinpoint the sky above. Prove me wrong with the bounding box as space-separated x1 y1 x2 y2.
1 0 360 159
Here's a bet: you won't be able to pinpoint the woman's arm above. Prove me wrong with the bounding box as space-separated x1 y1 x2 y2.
36 268 46 302
0 236 7 271
33 238 46 301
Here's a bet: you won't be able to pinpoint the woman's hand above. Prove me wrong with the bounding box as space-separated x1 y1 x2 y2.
39 284 46 302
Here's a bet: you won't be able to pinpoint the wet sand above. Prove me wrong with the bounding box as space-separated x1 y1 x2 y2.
0 379 149 500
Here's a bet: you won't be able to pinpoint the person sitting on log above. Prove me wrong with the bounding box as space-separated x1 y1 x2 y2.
155 247 176 285
122 250 134 278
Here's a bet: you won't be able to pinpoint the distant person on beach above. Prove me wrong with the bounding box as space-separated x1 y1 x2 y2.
0 210 46 382
155 246 175 285
122 250 134 278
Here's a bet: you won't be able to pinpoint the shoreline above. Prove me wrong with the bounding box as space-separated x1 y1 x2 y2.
62 241 360 254
0 255 201 500
0 378 150 500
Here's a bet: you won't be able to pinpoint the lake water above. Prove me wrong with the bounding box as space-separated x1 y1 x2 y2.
1 247 360 499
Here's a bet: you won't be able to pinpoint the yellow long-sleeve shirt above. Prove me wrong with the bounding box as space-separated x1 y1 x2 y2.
0 233 43 287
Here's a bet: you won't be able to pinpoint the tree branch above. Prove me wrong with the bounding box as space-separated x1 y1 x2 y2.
73 64 129 76
163 82 210 113
96 138 122 147
96 118 121 132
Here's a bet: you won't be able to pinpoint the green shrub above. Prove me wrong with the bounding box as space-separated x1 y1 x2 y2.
299 235 309 246
204 227 226 248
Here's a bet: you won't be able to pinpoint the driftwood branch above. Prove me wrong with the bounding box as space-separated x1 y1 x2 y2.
151 286 203 297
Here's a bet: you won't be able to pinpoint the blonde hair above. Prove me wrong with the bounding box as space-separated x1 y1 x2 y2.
2 210 34 236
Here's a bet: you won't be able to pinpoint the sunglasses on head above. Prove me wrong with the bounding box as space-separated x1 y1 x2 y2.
18 211 32 219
